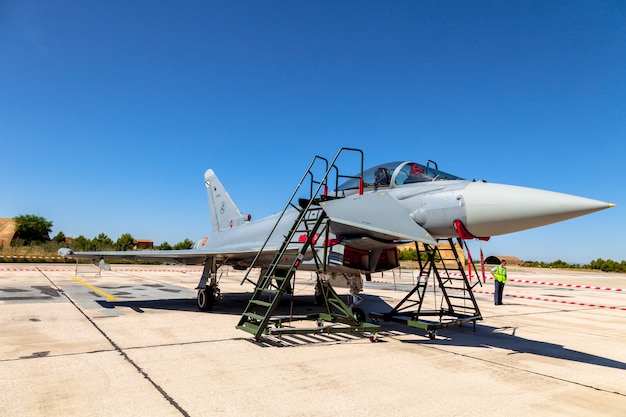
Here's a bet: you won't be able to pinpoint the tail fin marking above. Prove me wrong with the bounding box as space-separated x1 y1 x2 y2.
204 169 250 232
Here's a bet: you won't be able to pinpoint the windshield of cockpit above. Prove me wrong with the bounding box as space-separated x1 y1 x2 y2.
337 161 463 191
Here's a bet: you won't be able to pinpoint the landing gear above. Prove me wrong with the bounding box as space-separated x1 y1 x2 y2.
196 258 221 311
197 286 221 311
197 287 214 311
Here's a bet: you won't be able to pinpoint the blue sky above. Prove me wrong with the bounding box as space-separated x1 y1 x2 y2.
1 1 624 263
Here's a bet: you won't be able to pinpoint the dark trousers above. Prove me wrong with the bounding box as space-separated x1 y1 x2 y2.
494 280 505 305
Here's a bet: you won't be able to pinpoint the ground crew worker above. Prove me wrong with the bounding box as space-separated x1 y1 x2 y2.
491 260 507 305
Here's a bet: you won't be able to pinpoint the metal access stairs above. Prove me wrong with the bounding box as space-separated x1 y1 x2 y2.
236 148 380 341
370 238 482 339
236 204 328 339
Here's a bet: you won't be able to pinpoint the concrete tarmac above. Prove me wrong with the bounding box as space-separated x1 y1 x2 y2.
1 263 625 416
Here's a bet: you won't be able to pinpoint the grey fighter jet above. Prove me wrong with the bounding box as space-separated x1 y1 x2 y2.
58 156 614 311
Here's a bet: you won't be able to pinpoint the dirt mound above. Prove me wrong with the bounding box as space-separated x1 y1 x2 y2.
0 218 16 247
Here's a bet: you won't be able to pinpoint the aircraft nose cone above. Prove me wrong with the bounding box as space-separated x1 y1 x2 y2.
463 182 615 237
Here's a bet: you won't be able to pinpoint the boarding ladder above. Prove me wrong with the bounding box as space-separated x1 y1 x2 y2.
236 148 380 341
370 238 482 339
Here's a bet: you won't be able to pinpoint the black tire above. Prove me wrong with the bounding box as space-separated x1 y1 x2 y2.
314 283 325 305
352 307 366 323
197 288 214 311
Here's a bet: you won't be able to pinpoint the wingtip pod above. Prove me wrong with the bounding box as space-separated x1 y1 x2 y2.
57 248 74 258
463 182 614 237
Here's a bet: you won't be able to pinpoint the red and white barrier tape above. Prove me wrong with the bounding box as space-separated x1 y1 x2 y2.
0 255 64 260
393 270 625 293
472 289 626 311
507 277 623 293
0 266 198 273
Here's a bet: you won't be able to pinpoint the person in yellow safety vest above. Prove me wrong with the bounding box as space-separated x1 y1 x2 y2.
491 260 507 305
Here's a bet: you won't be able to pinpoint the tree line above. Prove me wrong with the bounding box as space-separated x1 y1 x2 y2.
398 248 626 273
66 232 194 252
6 214 193 252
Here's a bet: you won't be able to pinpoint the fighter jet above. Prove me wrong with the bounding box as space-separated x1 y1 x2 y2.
58 153 614 312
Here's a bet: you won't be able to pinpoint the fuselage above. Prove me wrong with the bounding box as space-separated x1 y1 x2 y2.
56 158 614 310
336 161 613 239
192 160 613 272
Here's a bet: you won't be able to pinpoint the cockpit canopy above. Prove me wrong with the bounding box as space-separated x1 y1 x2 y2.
337 161 463 191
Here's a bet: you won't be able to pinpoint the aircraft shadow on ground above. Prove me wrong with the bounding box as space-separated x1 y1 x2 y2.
95 292 625 370
394 320 626 371
97 297 201 313
359 293 626 371
95 291 345 316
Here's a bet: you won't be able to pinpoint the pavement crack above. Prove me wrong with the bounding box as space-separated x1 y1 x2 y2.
35 266 192 417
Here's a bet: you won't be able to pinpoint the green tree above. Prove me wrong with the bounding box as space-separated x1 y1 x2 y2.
588 258 626 273
173 238 194 250
13 214 53 245
52 231 66 243
72 235 91 251
115 233 135 251
551 259 569 268
398 247 429 262
399 248 418 261
92 233 114 251
157 241 173 250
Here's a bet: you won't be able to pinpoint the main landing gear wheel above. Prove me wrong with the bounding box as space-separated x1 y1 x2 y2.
197 287 215 311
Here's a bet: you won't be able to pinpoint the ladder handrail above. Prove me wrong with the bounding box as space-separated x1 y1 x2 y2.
241 148 364 285
237 148 367 340
329 147 364 198
239 211 330 337
240 155 328 284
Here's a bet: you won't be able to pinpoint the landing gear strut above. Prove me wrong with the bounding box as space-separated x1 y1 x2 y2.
196 258 221 311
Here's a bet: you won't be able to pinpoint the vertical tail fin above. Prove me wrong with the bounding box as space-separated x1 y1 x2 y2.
204 169 250 232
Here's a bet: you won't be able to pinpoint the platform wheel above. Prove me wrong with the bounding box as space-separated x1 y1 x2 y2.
352 307 366 323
